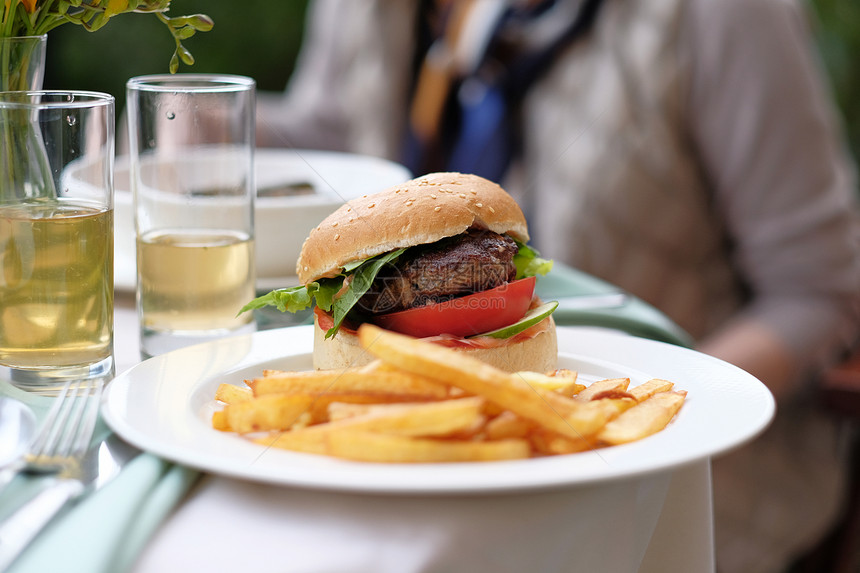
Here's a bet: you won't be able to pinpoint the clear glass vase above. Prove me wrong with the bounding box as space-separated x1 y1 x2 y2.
0 35 56 204
0 35 47 91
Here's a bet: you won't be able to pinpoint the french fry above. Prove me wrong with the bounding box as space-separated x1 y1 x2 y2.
484 411 534 440
249 365 448 400
357 324 612 440
214 383 253 405
575 378 630 402
513 370 585 397
529 393 639 454
438 415 489 440
629 379 674 402
589 389 636 401
581 396 637 418
545 368 579 380
596 391 687 445
221 394 317 434
212 410 230 431
327 401 385 421
256 428 325 455
259 397 487 455
529 428 594 455
321 397 486 437
327 400 481 425
326 432 531 463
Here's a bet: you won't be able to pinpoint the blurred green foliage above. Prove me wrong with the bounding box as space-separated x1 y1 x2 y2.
43 0 309 111
807 0 860 162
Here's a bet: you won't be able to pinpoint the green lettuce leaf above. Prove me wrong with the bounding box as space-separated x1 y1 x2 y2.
326 248 406 339
513 241 553 279
312 278 342 312
238 283 321 315
238 249 406 338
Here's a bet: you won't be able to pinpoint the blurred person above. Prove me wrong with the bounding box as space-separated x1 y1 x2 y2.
257 0 860 571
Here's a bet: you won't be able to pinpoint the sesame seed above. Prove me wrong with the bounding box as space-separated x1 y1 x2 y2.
488 206 495 213
434 206 441 212
332 221 339 227
334 234 340 240
476 203 483 208
368 203 375 208
459 193 466 198
303 266 309 272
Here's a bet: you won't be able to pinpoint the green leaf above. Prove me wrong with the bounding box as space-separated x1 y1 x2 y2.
238 285 317 315
326 248 406 338
312 278 342 312
513 241 553 279
235 249 404 337
341 258 366 273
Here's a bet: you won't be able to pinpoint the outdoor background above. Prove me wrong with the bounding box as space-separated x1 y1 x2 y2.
41 0 860 167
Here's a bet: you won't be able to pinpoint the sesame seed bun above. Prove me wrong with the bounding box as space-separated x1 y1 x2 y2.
296 172 529 284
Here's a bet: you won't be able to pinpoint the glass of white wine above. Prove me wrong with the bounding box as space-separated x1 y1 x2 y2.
0 91 115 392
126 75 257 358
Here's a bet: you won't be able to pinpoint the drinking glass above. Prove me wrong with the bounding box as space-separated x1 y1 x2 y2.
126 74 256 358
0 91 115 392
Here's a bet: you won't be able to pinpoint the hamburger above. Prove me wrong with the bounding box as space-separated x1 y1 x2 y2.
242 172 558 372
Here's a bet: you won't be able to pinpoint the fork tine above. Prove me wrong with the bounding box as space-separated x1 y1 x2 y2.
28 378 75 459
72 379 102 456
28 378 102 465
55 379 89 458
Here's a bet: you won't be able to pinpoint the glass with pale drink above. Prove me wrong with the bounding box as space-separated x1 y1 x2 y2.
0 91 115 391
126 74 256 358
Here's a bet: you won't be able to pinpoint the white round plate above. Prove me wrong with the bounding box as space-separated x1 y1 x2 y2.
101 326 775 495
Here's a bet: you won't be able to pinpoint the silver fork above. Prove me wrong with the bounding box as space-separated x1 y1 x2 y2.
0 378 103 571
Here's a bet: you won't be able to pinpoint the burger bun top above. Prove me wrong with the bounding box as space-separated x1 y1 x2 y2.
296 172 529 284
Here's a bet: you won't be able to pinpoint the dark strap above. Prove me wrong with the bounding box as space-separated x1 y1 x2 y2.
403 0 605 182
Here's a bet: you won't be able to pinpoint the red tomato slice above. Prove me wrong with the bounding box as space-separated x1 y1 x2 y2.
371 276 536 338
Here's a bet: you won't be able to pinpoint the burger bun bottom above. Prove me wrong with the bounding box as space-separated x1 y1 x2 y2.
312 315 558 373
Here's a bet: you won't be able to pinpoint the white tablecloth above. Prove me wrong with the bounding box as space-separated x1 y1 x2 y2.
113 294 715 573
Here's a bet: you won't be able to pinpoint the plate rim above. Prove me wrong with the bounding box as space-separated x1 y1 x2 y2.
101 325 776 495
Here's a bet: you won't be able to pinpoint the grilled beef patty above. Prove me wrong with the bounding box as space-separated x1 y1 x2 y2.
356 229 518 315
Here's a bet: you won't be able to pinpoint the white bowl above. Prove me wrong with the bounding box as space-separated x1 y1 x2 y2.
112 149 412 291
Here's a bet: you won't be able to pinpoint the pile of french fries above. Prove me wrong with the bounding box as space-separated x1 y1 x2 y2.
212 324 687 463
